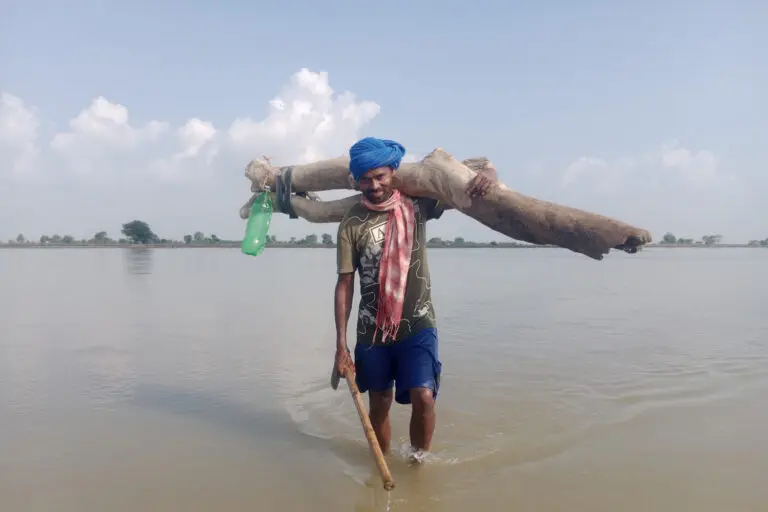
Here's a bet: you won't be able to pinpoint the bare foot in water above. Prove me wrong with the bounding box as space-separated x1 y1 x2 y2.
408 449 427 465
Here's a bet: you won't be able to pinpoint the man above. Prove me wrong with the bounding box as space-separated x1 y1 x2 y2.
333 137 496 460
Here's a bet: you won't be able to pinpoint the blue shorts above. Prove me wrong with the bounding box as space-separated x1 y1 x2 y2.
354 327 442 405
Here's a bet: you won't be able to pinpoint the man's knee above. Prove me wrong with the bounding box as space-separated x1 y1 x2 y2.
409 387 435 413
369 390 393 422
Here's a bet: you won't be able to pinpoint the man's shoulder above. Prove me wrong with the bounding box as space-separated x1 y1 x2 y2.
407 196 444 221
340 200 363 221
409 196 434 205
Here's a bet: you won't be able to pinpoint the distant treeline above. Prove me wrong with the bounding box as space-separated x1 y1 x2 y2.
2 221 767 248
660 232 768 247
1 220 536 248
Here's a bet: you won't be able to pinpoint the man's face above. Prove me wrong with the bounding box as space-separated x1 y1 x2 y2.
358 166 394 204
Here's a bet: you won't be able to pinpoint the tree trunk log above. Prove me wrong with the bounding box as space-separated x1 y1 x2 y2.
239 191 360 224
240 148 652 261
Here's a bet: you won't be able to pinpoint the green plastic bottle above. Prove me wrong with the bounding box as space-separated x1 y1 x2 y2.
241 191 273 256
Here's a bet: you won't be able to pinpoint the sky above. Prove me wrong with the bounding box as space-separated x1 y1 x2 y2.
1 0 766 244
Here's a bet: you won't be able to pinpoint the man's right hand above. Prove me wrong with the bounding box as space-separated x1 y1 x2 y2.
335 346 353 377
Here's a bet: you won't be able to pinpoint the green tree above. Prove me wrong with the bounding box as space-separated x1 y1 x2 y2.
92 231 110 244
183 234 192 244
661 232 677 244
209 234 220 244
453 236 465 246
304 234 318 245
62 235 75 244
321 233 334 245
193 231 205 242
16 234 26 244
121 220 157 244
702 234 722 245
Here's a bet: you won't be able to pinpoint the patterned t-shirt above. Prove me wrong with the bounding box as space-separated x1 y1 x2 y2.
336 196 444 346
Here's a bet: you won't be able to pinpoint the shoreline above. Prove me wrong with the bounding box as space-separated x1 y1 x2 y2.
0 243 764 250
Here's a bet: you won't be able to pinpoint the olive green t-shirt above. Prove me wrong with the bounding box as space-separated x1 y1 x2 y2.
337 196 444 346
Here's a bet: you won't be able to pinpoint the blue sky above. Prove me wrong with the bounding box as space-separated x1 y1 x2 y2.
2 0 766 243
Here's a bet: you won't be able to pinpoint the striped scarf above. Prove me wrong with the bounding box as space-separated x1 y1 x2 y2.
361 190 415 343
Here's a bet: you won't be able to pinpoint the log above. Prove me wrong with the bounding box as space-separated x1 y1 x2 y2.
240 148 652 260
239 191 360 225
237 157 493 223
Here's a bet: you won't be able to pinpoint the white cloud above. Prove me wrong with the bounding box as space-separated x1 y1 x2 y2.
561 141 726 193
1 68 380 184
176 119 217 160
0 93 41 176
652 140 718 183
225 69 380 165
554 141 756 243
47 96 170 176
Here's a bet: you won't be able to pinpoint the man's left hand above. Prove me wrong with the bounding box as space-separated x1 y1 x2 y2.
466 162 498 198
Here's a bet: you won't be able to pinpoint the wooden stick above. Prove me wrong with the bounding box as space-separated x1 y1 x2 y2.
344 370 396 491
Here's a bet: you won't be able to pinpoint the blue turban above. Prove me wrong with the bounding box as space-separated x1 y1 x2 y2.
348 137 406 182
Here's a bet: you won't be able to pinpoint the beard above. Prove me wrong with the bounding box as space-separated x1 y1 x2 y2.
363 188 391 204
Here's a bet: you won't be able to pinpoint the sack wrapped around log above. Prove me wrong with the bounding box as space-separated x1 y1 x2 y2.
240 148 652 261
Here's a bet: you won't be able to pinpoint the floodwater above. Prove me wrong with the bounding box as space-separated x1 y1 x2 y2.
1 246 767 511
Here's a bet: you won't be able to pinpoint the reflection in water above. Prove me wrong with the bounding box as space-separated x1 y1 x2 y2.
122 247 154 275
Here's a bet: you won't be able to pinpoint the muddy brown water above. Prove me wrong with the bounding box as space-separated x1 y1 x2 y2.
1 247 766 511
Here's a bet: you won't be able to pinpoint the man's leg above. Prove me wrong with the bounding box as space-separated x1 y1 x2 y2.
354 343 395 453
409 387 436 452
393 328 442 453
369 390 393 453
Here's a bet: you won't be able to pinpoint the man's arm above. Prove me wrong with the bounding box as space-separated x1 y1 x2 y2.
334 272 355 351
334 221 357 375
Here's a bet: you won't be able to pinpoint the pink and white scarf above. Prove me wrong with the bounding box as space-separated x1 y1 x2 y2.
361 190 415 343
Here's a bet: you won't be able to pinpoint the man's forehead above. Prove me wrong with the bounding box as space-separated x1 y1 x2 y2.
362 166 392 179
